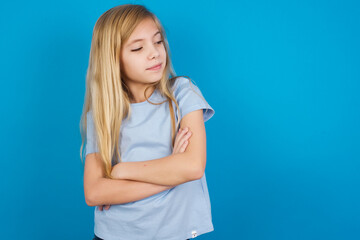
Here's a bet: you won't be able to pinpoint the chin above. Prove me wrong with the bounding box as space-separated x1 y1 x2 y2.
149 77 162 83
146 73 164 82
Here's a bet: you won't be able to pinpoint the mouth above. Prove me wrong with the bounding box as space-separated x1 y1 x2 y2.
146 63 162 71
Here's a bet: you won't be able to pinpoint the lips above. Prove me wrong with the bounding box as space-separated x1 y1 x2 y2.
147 63 162 70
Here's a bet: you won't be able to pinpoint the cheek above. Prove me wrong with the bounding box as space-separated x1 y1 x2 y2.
160 47 167 60
124 56 139 73
123 56 145 76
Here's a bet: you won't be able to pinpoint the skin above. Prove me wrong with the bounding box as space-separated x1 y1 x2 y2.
97 17 189 210
120 17 167 103
98 127 192 211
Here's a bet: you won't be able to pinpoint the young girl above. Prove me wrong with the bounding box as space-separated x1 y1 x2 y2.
80 4 215 240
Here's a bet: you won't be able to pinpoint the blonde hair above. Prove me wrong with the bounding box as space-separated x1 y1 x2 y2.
79 4 208 178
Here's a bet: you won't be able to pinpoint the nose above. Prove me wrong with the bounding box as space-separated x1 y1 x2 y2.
148 43 160 60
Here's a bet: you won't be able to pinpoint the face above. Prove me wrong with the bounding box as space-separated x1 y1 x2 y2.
120 17 166 86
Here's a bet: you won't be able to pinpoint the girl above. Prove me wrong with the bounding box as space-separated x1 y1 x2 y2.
80 4 215 240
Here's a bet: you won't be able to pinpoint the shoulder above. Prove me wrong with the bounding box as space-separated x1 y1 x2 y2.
171 76 194 94
171 76 205 102
170 76 215 123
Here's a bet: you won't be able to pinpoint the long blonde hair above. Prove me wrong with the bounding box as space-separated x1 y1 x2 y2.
79 4 192 178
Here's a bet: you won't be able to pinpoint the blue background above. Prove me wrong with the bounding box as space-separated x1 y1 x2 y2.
1 0 359 239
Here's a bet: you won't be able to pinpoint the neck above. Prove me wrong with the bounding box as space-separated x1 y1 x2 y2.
128 84 156 103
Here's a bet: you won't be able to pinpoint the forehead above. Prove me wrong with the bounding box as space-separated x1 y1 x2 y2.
126 18 160 43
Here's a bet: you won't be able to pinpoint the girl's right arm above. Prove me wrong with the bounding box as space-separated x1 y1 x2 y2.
84 153 174 206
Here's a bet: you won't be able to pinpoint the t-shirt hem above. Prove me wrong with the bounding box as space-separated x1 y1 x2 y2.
180 104 215 123
94 224 214 240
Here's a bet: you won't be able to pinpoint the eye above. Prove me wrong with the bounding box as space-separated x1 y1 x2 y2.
130 41 163 52
131 47 142 52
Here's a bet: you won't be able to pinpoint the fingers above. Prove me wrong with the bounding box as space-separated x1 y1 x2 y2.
174 128 188 148
173 128 192 154
173 128 187 153
178 131 192 148
98 205 111 211
179 140 189 152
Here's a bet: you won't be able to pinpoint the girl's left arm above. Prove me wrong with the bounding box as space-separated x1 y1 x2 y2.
111 109 207 186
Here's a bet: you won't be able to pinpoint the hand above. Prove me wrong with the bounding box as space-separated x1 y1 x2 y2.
98 205 111 211
172 127 192 155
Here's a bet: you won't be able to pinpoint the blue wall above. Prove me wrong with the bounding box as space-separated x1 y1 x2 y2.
1 0 359 239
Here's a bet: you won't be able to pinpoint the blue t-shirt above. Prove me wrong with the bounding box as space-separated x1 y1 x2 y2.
85 77 215 240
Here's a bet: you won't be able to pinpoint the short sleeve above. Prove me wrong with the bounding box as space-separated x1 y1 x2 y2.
172 77 215 122
85 111 99 157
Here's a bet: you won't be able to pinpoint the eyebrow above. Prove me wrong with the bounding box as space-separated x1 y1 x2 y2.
127 31 161 46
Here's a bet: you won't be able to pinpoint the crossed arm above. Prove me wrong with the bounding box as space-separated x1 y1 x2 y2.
84 109 207 206
110 109 207 185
